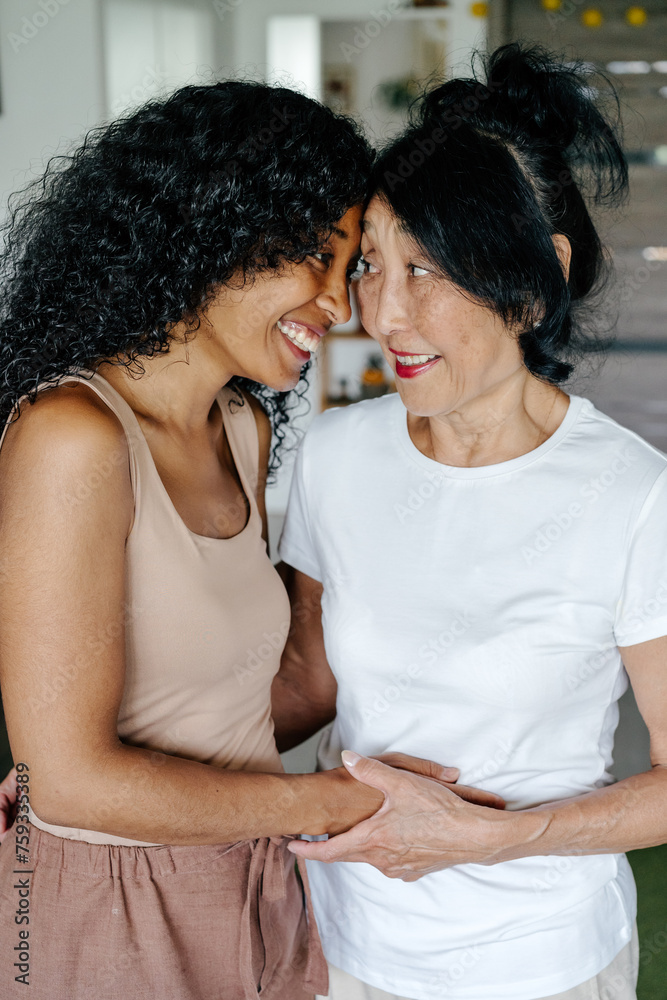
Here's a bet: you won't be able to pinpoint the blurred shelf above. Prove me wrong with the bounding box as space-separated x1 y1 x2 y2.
322 386 398 411
323 4 450 20
393 6 451 18
320 328 396 410
325 330 372 339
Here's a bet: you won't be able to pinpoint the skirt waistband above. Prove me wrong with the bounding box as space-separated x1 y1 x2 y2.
24 821 290 893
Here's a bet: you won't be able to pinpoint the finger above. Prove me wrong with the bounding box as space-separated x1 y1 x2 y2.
340 751 400 795
371 753 460 783
0 767 17 794
0 799 15 842
286 839 332 862
287 835 364 865
288 810 380 864
442 783 506 809
0 796 13 826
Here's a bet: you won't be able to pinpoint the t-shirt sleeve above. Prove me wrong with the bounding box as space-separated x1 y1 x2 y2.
278 434 322 583
615 467 667 647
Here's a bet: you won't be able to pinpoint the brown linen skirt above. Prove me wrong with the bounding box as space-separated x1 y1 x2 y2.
0 822 327 1000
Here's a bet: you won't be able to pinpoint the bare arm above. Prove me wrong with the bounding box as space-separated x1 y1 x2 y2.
508 634 667 857
0 388 382 845
290 635 667 877
271 566 338 753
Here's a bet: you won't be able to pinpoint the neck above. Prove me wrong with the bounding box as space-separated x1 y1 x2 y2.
95 333 234 438
408 371 570 468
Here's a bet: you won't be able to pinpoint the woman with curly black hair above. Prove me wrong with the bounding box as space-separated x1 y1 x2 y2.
0 81 480 999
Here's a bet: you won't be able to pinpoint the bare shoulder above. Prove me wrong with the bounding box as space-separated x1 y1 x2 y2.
0 382 132 530
3 381 127 446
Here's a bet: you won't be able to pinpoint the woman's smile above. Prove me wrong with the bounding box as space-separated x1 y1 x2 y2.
389 348 441 379
276 318 324 358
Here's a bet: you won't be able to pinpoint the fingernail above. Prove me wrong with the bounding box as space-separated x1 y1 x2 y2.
443 767 460 779
341 750 361 767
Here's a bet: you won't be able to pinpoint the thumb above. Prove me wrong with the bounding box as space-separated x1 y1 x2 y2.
341 750 395 793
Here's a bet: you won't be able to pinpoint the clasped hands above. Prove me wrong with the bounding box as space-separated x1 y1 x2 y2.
288 750 518 882
0 753 527 881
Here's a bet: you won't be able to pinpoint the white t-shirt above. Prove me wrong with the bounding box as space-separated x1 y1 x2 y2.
279 392 667 1000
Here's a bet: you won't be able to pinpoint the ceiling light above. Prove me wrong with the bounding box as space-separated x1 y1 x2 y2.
582 8 603 27
607 61 651 73
625 6 647 26
642 248 667 261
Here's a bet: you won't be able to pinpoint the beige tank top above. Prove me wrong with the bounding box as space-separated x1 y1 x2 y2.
2 371 289 845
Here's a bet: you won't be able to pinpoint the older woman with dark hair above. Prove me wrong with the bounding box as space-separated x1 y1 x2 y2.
277 45 666 1000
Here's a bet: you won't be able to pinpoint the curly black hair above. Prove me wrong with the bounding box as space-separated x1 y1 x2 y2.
0 81 373 473
371 43 628 384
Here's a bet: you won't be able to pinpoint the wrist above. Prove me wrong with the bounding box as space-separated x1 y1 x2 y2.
485 806 553 864
287 772 331 837
298 768 383 837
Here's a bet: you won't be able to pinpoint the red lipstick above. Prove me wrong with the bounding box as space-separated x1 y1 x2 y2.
390 350 441 380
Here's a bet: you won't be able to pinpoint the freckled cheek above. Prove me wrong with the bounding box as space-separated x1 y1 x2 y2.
356 284 378 333
413 299 456 355
418 296 493 364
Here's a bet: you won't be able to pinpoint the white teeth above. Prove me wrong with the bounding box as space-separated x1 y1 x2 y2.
397 354 438 366
277 320 320 355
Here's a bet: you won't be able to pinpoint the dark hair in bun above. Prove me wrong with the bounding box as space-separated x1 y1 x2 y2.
370 43 628 384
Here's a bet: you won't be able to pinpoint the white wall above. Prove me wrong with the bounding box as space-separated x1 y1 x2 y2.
230 0 485 79
0 0 234 219
0 0 106 215
103 0 228 116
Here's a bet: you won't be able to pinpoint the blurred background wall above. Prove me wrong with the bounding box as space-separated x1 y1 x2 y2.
0 2 666 991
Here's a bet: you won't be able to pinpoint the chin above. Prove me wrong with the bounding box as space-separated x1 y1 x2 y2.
264 370 302 393
396 386 450 418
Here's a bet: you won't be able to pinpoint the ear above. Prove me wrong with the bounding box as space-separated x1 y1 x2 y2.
552 234 572 282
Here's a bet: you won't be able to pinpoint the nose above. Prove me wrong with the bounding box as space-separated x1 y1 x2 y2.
362 273 411 339
315 271 352 328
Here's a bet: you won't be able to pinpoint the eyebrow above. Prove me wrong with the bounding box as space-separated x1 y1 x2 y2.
360 218 374 232
330 225 352 240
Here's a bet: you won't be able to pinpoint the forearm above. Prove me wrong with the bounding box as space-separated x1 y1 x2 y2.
495 765 667 863
31 743 381 845
272 565 337 752
272 673 336 752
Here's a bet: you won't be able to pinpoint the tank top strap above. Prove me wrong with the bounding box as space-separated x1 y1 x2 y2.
0 370 143 532
217 387 261 503
68 370 143 494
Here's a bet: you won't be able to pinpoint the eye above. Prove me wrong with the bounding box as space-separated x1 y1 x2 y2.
358 256 379 276
410 264 430 277
312 251 333 267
